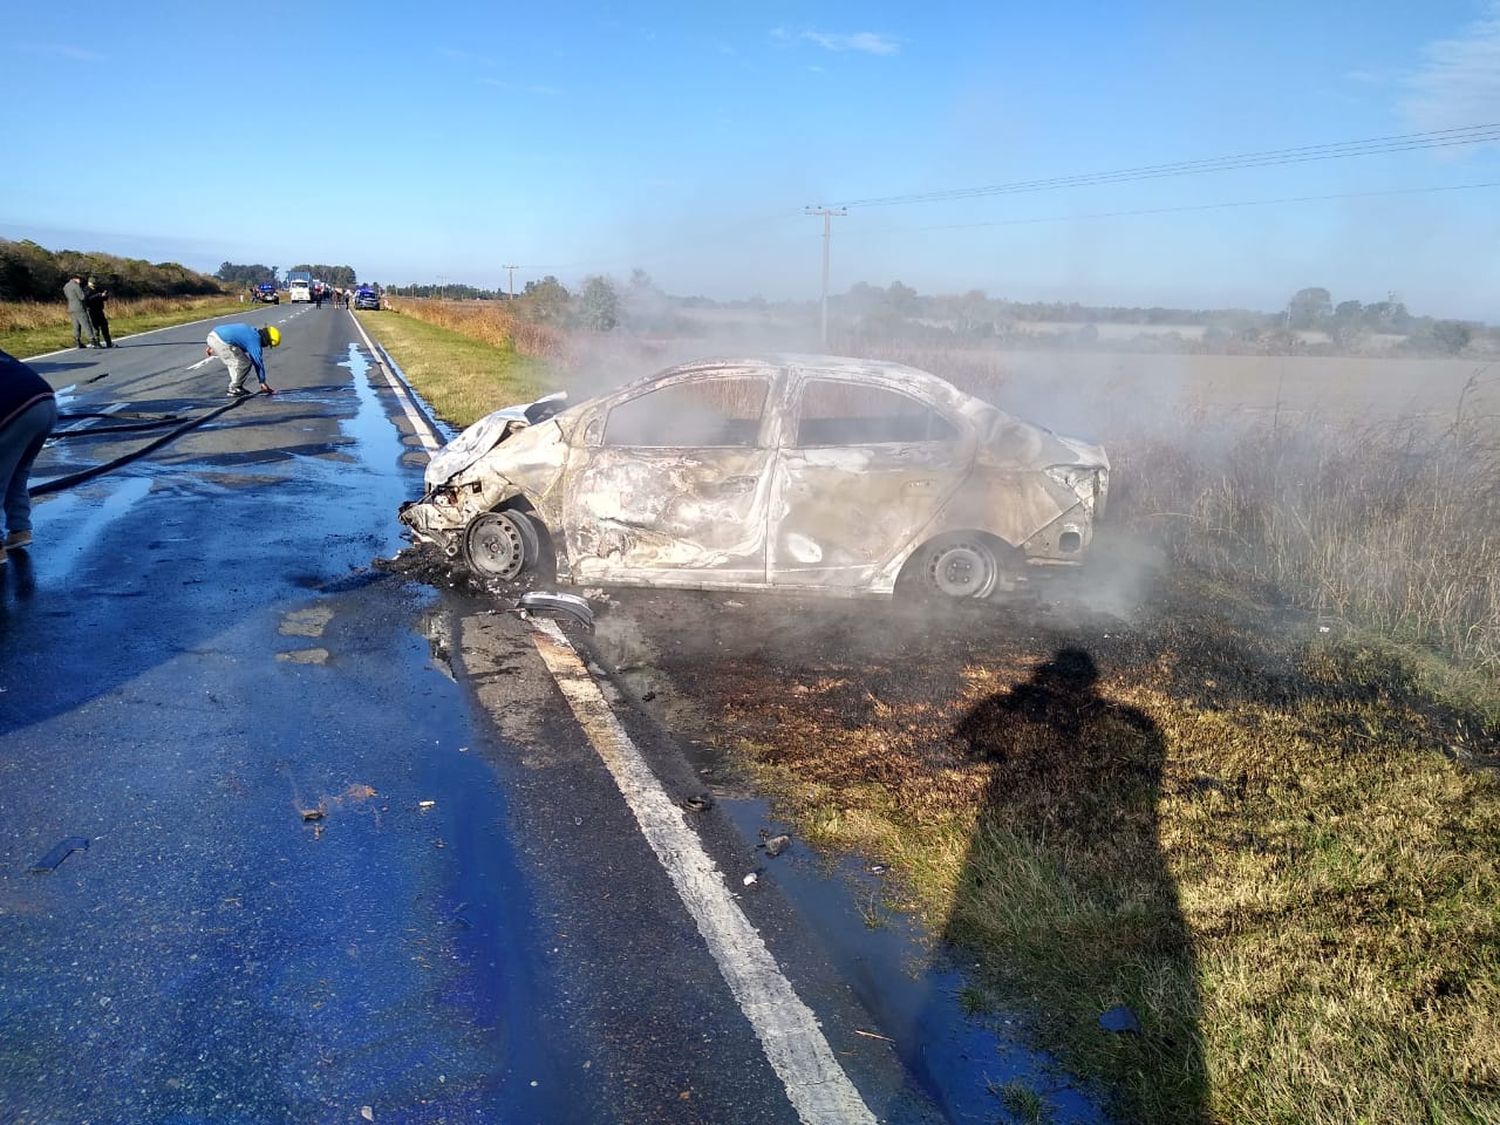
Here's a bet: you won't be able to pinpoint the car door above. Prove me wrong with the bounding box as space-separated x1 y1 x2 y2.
768 373 974 589
562 368 781 586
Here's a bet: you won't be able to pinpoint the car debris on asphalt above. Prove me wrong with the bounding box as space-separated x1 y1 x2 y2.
517 590 595 631
30 836 90 873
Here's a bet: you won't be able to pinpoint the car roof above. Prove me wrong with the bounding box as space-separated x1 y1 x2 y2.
645 354 992 418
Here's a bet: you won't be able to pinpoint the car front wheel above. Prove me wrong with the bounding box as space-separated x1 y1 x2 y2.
462 509 540 581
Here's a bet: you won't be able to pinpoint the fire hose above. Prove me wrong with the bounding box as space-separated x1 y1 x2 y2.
30 396 259 497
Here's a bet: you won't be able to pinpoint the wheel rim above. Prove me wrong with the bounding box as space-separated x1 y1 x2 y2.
927 540 998 599
464 512 529 580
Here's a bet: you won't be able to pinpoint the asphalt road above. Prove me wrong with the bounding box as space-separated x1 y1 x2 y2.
0 308 964 1123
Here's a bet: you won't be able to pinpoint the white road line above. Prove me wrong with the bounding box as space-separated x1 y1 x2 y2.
347 313 868 1116
528 618 877 1125
20 306 277 362
347 311 444 452
187 356 214 371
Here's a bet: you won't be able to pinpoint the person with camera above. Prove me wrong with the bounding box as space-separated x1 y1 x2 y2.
84 276 114 348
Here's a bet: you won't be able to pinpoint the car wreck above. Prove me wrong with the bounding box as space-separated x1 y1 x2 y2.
398 356 1109 599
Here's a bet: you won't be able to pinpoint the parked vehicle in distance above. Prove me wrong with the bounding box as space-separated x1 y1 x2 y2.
287 270 312 303
400 355 1110 600
353 286 381 310
252 283 279 304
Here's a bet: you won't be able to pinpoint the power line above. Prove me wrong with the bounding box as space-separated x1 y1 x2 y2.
870 180 1500 234
828 123 1500 209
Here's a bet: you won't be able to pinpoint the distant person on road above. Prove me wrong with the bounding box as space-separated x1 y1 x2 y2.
84 276 113 348
0 349 59 565
204 323 280 397
63 273 98 349
313 283 324 309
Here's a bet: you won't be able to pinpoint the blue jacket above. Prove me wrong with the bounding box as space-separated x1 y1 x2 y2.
214 323 267 382
0 348 55 429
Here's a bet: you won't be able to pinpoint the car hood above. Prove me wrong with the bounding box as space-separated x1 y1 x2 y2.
423 392 569 489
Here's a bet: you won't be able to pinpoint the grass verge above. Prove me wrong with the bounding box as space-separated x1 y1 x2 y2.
354 308 552 428
1 296 245 358
644 570 1500 1123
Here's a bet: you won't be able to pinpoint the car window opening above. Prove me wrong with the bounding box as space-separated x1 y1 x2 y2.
796 379 958 446
604 377 770 448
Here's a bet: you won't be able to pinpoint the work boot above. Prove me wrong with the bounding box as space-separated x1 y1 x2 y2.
227 387 252 398
4 529 31 549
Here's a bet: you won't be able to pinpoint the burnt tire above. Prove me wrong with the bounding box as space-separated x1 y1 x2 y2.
462 510 539 581
914 534 1000 600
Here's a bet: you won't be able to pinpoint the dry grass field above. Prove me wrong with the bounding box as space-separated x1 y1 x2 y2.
0 295 244 358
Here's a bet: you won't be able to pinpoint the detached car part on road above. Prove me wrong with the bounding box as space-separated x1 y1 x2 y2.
399 356 1109 599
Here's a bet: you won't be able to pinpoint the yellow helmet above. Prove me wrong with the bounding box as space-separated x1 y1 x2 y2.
264 325 282 347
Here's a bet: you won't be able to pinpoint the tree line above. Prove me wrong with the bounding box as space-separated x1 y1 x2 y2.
1 239 224 302
215 263 360 288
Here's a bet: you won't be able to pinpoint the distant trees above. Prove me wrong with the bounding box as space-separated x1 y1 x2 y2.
1430 320 1473 354
289 263 358 288
0 239 224 302
1287 287 1333 329
578 275 620 331
216 262 279 287
519 276 572 325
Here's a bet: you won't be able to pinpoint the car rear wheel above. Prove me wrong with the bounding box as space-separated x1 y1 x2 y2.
462 510 539 581
916 534 1001 599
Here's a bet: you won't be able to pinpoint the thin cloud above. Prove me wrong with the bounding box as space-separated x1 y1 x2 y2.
440 47 495 67
18 43 106 62
770 27 900 56
1402 2 1500 130
478 77 562 96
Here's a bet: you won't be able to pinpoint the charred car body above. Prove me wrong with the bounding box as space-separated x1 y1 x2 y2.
399 356 1109 599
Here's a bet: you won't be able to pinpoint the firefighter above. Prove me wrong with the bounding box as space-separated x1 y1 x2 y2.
204 323 281 397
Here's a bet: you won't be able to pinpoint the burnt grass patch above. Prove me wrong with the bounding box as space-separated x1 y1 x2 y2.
594 560 1500 1125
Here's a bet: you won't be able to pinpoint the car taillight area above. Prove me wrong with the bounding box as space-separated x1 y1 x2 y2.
1045 464 1109 516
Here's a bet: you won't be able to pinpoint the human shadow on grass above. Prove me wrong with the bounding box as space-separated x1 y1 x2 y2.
947 647 1206 1123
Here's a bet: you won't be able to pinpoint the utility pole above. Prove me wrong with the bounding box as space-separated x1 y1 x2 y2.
804 206 846 348
503 264 518 300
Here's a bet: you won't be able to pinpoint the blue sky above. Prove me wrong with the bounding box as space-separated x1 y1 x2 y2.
5 1 1500 317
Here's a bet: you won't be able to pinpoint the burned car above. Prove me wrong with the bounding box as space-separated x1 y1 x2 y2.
399 356 1108 599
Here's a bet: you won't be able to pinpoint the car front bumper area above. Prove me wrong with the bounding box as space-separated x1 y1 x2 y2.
399 491 468 556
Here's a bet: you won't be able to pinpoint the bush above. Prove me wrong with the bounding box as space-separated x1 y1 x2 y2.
0 239 224 302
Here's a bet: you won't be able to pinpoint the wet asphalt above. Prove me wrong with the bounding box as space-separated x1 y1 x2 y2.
0 308 969 1123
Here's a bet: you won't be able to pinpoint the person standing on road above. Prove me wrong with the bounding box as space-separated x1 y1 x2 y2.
84 276 114 348
204 323 280 397
0 349 59 565
63 273 98 349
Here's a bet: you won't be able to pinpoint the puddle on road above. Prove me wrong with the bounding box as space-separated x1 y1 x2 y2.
336 342 412 560
720 795 1103 1124
31 476 154 585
